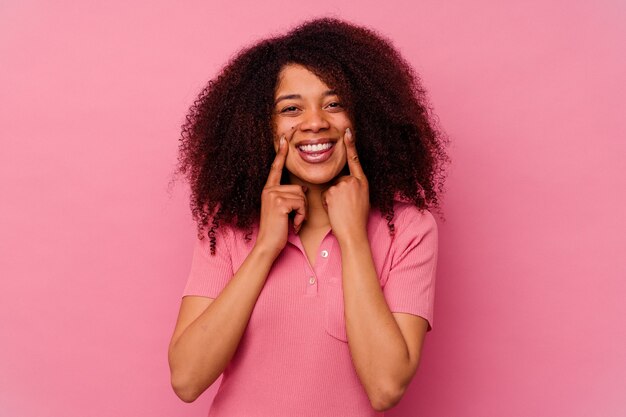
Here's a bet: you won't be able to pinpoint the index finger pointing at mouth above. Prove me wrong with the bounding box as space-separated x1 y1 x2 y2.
344 128 366 180
265 134 288 187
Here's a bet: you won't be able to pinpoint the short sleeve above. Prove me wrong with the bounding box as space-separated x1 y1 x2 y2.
182 225 234 299
383 207 439 331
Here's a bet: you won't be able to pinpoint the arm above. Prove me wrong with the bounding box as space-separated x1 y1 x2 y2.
322 128 434 411
338 233 429 412
168 133 306 402
168 245 278 402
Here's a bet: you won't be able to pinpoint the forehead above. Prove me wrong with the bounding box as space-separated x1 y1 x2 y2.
274 64 332 95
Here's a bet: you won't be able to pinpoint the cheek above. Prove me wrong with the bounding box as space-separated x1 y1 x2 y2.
334 113 353 129
338 149 348 166
276 122 299 136
274 125 300 152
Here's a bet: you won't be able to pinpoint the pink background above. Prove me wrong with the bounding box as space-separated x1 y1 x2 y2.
1 1 625 416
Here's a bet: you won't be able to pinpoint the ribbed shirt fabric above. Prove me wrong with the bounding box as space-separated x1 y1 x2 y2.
183 200 438 417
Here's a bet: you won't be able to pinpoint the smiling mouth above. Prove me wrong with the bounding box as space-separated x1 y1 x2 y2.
296 142 336 163
297 142 335 153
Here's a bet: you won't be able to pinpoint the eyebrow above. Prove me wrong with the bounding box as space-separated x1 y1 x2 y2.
274 89 338 105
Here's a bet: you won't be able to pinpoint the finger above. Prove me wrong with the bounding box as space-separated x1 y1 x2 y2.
270 191 306 201
265 135 288 187
343 128 366 180
270 184 308 194
282 197 307 232
330 175 351 186
293 203 307 232
263 187 308 203
272 195 305 216
289 190 309 225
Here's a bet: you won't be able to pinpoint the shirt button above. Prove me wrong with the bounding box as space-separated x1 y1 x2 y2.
321 250 329 258
308 276 316 285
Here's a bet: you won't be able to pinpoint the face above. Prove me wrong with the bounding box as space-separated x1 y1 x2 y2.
272 63 353 186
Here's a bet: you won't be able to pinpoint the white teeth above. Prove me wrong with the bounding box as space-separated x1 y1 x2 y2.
298 142 333 153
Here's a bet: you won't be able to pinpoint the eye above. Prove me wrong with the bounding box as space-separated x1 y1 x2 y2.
280 105 299 113
326 102 344 110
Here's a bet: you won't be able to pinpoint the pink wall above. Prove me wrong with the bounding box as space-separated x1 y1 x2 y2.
1 1 624 416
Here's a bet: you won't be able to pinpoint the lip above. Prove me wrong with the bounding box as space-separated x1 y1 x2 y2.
296 141 336 163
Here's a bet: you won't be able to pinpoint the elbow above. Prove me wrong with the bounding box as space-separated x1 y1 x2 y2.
174 389 200 404
171 373 203 403
170 363 221 403
168 346 209 403
370 354 422 411
369 382 407 412
169 360 212 403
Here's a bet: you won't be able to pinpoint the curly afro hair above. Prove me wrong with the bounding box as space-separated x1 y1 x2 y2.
174 17 450 254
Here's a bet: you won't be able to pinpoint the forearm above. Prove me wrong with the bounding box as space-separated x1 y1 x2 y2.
339 234 411 409
168 245 277 400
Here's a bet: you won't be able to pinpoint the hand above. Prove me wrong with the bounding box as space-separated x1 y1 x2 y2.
321 128 370 243
255 133 308 258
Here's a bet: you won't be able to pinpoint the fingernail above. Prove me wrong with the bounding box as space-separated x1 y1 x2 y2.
280 136 285 147
345 128 352 141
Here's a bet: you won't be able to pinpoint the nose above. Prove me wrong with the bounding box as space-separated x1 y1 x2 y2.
299 107 330 132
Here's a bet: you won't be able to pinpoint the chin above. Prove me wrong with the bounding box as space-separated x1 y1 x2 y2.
284 151 348 183
306 176 338 185
291 173 337 185
288 164 349 185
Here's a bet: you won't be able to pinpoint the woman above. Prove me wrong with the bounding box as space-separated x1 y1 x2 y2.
168 17 449 416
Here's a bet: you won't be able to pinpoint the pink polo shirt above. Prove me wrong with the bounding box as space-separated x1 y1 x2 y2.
183 200 438 416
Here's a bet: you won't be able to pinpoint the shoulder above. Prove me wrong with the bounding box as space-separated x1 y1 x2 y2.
211 221 258 260
195 222 238 255
366 201 437 245
392 201 438 236
366 202 438 266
